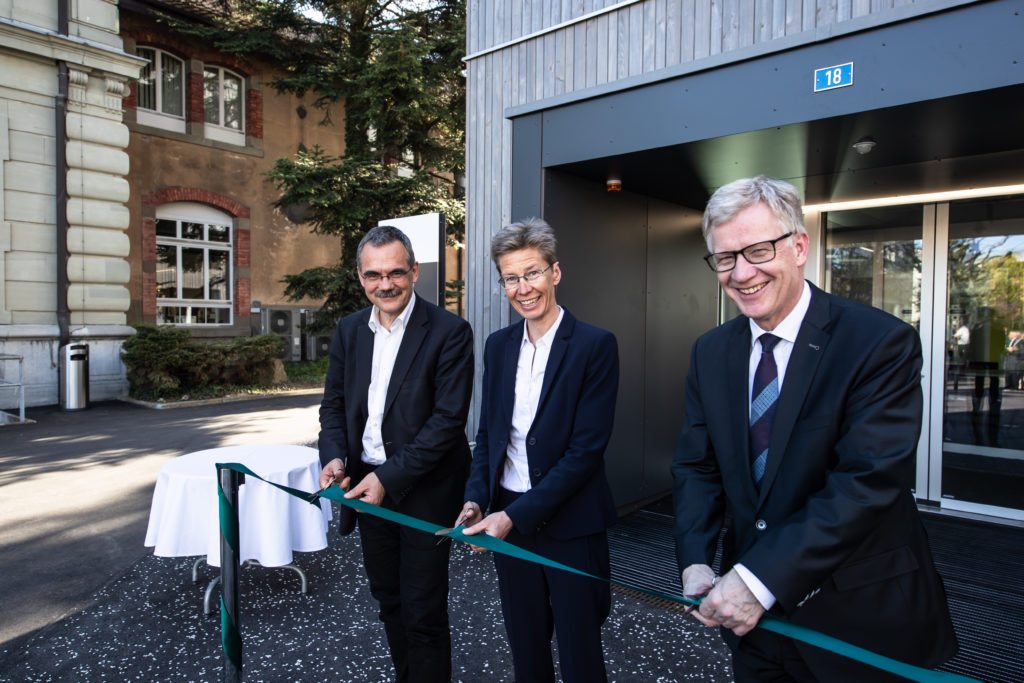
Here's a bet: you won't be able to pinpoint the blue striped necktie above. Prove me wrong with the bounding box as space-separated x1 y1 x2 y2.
750 334 780 487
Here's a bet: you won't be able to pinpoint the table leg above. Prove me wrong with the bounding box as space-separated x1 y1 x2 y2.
281 564 309 594
203 576 222 616
199 561 310 616
240 559 309 594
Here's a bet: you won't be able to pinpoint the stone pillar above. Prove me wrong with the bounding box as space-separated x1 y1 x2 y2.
63 69 135 401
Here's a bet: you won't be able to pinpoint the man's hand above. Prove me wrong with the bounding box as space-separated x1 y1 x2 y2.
696 568 765 636
344 472 385 506
319 459 346 490
682 563 717 615
461 510 514 552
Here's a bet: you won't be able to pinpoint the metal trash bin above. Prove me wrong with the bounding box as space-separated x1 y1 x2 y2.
60 343 89 411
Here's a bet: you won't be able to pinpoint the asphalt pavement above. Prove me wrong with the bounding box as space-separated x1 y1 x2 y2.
0 393 732 682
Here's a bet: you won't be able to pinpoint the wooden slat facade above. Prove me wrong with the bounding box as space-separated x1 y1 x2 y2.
464 0 950 431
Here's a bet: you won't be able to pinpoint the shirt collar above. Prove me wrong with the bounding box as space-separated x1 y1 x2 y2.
749 281 811 348
521 306 564 350
368 292 417 334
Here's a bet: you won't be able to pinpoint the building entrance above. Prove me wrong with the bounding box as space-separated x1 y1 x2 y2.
822 193 1024 522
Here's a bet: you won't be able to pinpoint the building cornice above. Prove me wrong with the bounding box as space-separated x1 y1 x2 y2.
0 16 147 79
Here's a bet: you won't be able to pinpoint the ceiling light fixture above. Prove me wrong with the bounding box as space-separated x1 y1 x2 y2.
803 184 1024 213
851 137 876 155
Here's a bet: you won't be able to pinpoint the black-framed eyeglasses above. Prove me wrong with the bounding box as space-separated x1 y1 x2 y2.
361 268 411 284
703 232 794 272
497 264 553 290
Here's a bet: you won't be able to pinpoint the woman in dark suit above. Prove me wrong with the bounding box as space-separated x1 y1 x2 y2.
459 218 619 683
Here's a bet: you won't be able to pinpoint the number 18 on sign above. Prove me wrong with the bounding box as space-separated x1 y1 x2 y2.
814 62 853 92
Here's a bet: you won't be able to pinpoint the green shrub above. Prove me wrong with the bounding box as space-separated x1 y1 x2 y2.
121 323 286 399
284 357 330 383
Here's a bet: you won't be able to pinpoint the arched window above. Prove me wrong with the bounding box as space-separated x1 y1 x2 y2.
136 47 186 133
155 203 233 325
203 66 245 145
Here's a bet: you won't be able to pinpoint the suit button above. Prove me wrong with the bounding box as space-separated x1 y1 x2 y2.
528 437 536 445
755 519 768 531
532 469 542 478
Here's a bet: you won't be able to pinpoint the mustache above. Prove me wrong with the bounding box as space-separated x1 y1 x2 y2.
375 288 401 298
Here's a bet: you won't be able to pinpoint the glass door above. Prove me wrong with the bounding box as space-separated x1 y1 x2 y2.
940 195 1024 514
823 204 927 490
824 205 924 329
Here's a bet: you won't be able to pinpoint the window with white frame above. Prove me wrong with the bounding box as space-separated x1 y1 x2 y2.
155 203 233 326
136 47 186 133
203 66 245 145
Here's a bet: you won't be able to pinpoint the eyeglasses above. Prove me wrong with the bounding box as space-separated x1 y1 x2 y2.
703 232 794 272
361 268 411 284
497 265 553 290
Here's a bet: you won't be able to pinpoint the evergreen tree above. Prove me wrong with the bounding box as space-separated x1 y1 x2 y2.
165 0 465 332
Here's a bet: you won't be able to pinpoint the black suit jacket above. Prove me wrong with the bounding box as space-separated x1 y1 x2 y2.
672 284 957 680
465 309 618 539
318 298 474 526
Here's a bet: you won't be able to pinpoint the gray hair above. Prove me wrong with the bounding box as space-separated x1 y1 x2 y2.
702 176 806 251
357 225 415 270
490 218 558 270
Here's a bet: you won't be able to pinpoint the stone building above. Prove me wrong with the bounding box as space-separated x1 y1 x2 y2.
0 0 345 411
1 1 143 408
118 0 343 359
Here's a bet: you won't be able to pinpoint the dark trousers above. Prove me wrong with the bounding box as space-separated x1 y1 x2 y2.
730 627 818 683
358 506 452 683
493 487 611 683
731 625 915 683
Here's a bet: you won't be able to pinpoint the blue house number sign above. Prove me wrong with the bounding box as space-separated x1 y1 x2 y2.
814 62 853 92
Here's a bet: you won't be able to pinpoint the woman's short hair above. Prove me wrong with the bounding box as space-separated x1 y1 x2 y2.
490 218 558 269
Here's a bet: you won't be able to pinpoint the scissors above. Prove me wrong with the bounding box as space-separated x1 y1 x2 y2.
434 509 473 545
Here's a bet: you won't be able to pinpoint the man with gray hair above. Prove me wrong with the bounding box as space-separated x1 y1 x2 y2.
318 224 474 682
460 218 619 683
672 176 957 681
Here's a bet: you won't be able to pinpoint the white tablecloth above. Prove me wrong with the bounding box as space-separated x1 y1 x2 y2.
144 444 331 567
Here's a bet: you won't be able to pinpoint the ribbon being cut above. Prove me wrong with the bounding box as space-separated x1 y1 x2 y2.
215 462 976 683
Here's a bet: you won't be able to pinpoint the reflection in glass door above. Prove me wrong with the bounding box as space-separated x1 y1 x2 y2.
942 195 1024 512
824 206 924 330
823 205 926 490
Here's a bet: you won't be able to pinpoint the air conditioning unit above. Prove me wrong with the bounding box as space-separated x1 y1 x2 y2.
307 333 333 361
263 307 302 361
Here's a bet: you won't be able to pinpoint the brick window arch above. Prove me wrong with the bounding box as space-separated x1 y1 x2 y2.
142 189 251 324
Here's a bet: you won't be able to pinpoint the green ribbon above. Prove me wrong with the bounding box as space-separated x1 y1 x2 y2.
215 462 976 683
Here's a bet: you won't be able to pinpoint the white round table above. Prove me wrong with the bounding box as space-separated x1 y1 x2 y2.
144 444 332 611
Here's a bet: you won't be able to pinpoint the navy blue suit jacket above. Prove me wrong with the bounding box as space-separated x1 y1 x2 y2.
318 298 474 526
465 309 619 539
672 284 956 680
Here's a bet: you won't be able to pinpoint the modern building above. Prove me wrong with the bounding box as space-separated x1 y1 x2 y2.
464 0 1024 523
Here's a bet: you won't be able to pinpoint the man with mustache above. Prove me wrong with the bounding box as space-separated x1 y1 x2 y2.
318 225 474 682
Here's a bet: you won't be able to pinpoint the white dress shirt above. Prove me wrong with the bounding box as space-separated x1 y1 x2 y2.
360 293 417 465
500 307 565 492
735 281 811 610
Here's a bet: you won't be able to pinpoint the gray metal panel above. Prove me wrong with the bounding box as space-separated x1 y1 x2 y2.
541 170 719 508
643 198 714 500
413 262 439 306
539 0 1024 167
544 171 649 506
512 114 545 220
